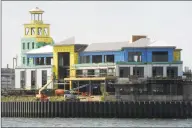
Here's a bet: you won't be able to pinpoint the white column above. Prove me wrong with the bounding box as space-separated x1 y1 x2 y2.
130 66 133 76
116 65 119 77
26 69 31 89
36 69 42 89
178 64 183 76
163 66 167 77
146 65 152 78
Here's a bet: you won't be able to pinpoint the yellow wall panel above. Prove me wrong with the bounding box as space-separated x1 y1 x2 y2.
53 45 79 79
173 49 181 61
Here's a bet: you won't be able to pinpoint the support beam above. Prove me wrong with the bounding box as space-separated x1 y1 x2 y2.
69 81 72 90
130 67 133 76
89 80 91 96
163 66 167 77
77 81 79 98
103 80 107 101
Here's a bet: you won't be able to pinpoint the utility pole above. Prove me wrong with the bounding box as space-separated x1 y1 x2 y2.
13 56 18 69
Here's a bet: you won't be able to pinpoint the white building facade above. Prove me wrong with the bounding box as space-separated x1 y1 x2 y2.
15 45 54 89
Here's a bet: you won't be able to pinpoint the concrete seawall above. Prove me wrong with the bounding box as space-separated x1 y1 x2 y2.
1 101 192 118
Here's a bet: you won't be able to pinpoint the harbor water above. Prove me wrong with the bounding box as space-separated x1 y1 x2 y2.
2 118 192 127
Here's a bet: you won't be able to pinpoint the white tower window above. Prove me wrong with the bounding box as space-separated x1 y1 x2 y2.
31 27 35 35
44 28 48 36
38 27 42 35
25 28 29 35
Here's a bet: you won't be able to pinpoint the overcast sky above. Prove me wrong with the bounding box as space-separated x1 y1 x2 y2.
2 1 192 69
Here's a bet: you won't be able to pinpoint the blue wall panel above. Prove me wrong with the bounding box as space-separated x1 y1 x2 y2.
79 51 125 63
79 47 175 63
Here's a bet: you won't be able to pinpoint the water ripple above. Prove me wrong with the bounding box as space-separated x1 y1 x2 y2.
2 118 192 127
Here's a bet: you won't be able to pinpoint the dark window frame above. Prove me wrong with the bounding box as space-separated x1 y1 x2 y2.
87 69 95 76
92 55 102 63
27 42 30 49
80 56 90 63
128 52 142 62
42 70 47 86
23 57 25 64
133 67 144 77
152 67 163 77
27 58 30 65
152 51 168 62
119 67 130 78
31 70 36 88
76 70 83 77
104 55 115 63
32 42 35 49
20 71 26 88
22 43 25 50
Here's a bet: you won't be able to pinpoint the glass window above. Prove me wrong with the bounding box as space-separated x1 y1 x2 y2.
92 55 102 63
31 28 35 35
27 58 30 65
128 52 142 62
152 51 168 62
80 56 90 63
22 43 25 49
25 28 29 35
20 71 26 88
23 57 25 64
104 55 114 63
42 70 47 86
133 67 144 77
152 67 163 77
38 27 42 35
44 28 48 36
119 67 130 78
27 42 30 49
32 42 34 49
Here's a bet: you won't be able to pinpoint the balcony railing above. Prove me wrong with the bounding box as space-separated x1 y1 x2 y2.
16 65 53 69
66 72 116 78
116 61 183 65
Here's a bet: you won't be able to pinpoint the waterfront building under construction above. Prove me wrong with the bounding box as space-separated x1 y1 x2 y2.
15 7 192 101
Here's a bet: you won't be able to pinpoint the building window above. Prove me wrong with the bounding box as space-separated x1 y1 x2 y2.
92 55 102 63
152 67 163 77
119 67 130 78
27 42 30 49
152 51 168 62
133 67 144 77
20 71 26 88
46 57 52 65
104 55 114 63
23 57 25 64
38 27 42 35
167 67 178 78
100 69 107 77
44 28 48 36
76 70 83 77
87 69 95 76
80 56 90 63
31 27 35 35
22 43 25 50
108 68 115 76
32 42 34 49
42 70 47 86
31 70 36 89
128 52 142 62
27 58 30 65
25 28 29 35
